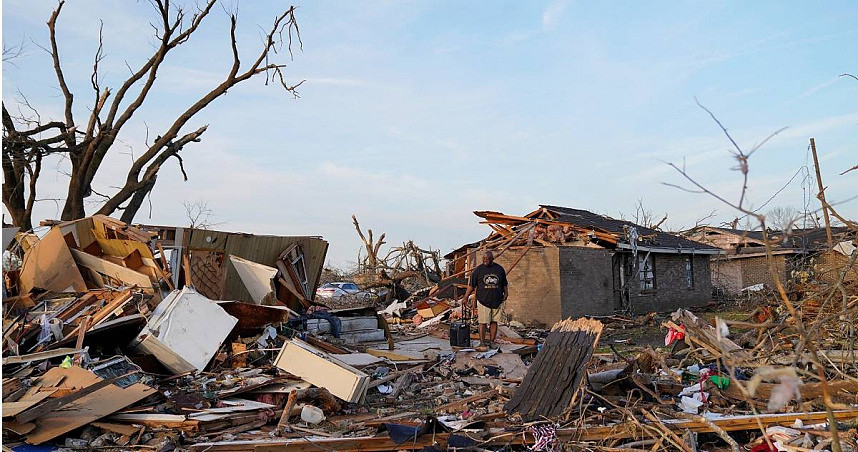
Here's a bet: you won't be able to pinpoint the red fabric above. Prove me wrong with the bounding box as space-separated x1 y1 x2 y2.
749 441 777 452
665 325 686 345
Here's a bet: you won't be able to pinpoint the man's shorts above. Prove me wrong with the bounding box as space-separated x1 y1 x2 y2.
477 302 503 324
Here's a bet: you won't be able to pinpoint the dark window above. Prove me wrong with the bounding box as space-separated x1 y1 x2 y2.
685 256 694 289
638 253 654 291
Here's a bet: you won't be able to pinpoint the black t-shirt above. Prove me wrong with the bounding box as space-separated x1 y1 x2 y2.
468 263 507 309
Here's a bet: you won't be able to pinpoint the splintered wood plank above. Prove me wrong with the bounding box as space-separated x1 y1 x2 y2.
90 422 141 436
504 318 602 421
434 389 499 413
2 390 57 417
16 372 137 423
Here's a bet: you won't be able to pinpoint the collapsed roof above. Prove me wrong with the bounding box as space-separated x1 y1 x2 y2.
447 205 721 258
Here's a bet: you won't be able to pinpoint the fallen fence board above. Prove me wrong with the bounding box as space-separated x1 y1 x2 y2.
2 348 83 365
185 409 858 451
2 390 57 418
189 435 446 452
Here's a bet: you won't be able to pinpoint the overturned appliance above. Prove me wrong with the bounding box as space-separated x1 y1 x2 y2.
129 287 238 374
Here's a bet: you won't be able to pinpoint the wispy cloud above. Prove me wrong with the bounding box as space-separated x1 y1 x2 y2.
542 0 571 31
790 76 842 103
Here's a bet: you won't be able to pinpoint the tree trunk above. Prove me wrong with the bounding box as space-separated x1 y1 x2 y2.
1 176 32 230
119 178 156 223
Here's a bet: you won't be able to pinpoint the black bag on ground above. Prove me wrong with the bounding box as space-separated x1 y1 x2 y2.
449 321 470 347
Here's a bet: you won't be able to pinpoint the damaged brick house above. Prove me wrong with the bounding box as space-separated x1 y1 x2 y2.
446 206 722 327
684 226 857 294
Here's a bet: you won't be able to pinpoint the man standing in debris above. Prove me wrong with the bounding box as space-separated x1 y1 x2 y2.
464 250 508 349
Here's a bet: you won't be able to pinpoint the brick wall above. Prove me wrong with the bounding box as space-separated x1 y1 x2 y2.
812 251 858 285
629 254 711 313
709 255 789 294
558 247 615 318
495 247 561 328
710 258 742 294
495 248 714 322
740 255 786 289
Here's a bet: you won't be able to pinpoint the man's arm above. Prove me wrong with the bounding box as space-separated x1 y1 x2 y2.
503 286 508 301
465 269 477 306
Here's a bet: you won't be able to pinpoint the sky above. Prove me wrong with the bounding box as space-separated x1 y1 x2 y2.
2 1 857 267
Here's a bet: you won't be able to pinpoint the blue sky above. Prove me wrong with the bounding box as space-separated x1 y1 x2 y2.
3 1 857 266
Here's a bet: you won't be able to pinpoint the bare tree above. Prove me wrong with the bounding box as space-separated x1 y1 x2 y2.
2 0 305 230
619 199 667 230
351 215 442 298
664 101 854 452
766 206 800 231
182 199 224 230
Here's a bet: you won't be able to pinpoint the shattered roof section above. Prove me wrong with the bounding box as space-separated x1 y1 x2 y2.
687 225 855 251
540 205 720 252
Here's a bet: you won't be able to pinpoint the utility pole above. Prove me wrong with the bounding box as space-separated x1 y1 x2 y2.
809 138 833 248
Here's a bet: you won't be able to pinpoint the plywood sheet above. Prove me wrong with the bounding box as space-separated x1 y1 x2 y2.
24 366 156 444
18 228 87 294
2 390 57 417
95 237 154 260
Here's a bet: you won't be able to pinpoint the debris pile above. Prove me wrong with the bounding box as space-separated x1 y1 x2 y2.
2 214 858 451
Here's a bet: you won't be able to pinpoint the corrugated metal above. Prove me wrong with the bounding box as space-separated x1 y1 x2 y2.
186 230 328 302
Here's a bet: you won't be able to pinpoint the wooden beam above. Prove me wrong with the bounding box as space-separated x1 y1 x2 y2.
810 137 834 248
70 249 153 289
276 389 298 431
73 315 90 364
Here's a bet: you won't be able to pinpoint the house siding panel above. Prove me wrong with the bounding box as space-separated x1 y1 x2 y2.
186 230 328 302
